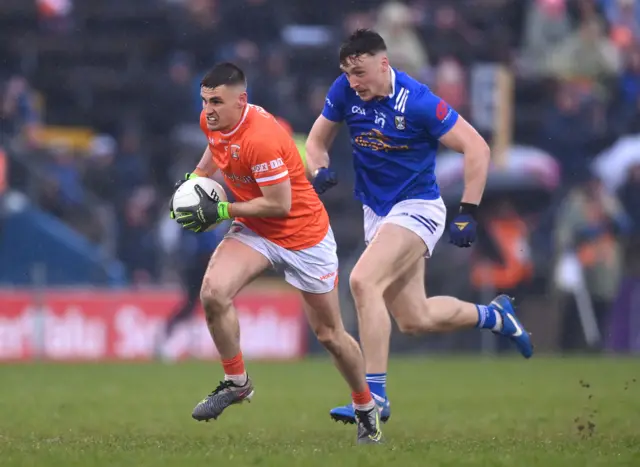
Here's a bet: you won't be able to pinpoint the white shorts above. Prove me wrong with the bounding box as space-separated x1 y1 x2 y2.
224 222 339 294
363 198 447 258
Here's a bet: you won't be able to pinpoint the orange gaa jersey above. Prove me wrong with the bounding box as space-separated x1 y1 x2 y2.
199 105 329 251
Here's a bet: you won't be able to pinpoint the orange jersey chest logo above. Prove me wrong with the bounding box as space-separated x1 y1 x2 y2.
210 140 254 186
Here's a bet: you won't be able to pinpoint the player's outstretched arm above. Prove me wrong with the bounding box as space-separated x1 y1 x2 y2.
228 180 292 218
306 116 340 194
305 115 340 179
439 116 490 248
439 116 490 206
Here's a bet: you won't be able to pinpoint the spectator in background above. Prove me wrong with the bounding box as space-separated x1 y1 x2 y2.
617 162 640 274
170 0 223 69
613 45 640 133
554 171 630 350
36 0 73 34
118 186 159 285
432 56 468 116
342 10 376 39
607 0 640 50
422 4 480 66
539 82 602 182
568 0 607 26
85 130 150 206
38 142 102 240
547 17 621 86
161 51 201 127
1 75 41 149
112 129 150 200
220 0 281 47
249 48 299 125
42 143 85 216
521 0 572 76
375 1 429 78
617 161 640 234
84 134 118 202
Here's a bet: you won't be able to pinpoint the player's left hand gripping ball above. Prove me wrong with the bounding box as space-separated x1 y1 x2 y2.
312 167 338 194
449 203 478 248
175 184 231 232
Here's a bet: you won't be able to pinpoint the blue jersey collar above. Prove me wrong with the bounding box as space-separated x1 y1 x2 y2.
388 67 397 99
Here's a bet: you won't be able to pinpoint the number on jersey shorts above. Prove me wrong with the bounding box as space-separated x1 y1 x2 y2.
224 223 339 293
363 198 447 258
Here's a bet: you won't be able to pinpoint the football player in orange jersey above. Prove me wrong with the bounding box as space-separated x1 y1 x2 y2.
169 63 382 444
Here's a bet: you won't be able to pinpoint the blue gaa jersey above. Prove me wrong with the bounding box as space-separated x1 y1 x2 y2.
322 68 458 216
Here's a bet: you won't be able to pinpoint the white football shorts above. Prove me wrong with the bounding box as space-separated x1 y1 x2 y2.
363 198 447 258
224 222 339 294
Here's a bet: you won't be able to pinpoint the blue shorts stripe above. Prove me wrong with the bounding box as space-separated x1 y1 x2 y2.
410 214 435 234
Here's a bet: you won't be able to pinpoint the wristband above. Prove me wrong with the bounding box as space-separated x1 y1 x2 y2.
459 202 478 219
217 201 232 220
192 168 209 178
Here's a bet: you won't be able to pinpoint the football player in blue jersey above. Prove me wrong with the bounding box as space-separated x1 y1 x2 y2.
305 29 534 425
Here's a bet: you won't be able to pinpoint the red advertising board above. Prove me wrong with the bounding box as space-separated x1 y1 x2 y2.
0 289 307 361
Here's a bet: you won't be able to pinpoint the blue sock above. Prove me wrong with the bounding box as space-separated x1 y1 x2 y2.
476 304 501 331
366 373 387 401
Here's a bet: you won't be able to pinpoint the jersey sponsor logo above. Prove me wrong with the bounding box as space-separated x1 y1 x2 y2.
252 162 269 173
269 158 284 169
394 88 409 113
354 128 410 152
230 144 241 160
436 100 451 122
351 105 366 116
394 115 406 130
374 109 386 128
223 171 254 185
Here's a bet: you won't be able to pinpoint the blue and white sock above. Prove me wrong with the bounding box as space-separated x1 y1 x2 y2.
476 305 502 331
366 373 387 402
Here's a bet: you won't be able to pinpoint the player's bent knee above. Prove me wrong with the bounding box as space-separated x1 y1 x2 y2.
349 269 374 301
200 279 233 319
313 324 342 354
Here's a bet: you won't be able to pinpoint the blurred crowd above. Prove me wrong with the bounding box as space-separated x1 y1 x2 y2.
1 0 640 350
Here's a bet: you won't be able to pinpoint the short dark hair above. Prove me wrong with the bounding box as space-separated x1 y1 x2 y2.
339 29 387 66
200 62 247 89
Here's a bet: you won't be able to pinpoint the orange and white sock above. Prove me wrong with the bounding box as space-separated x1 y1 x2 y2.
222 352 247 386
352 389 375 411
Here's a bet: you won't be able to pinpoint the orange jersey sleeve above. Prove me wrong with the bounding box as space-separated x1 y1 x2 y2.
246 138 290 188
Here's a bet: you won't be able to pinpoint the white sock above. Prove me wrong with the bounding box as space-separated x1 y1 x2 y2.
224 372 248 386
492 310 503 332
354 399 376 412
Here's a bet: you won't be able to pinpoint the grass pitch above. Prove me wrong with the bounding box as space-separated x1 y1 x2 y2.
0 357 639 466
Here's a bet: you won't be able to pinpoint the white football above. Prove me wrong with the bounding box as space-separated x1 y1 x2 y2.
172 177 228 232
